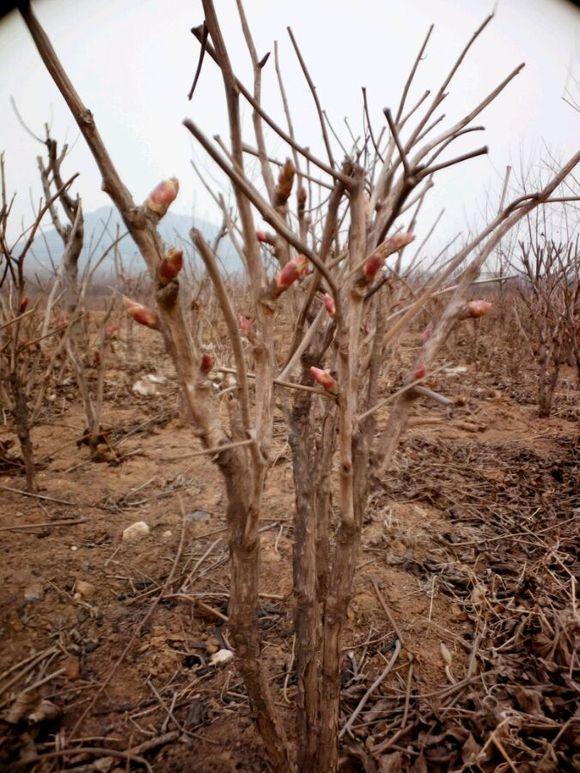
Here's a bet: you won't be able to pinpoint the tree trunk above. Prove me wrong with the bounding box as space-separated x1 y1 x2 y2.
218 449 292 772
289 386 320 771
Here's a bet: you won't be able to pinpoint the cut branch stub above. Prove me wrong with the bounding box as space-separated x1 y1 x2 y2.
144 177 179 217
273 158 295 206
362 231 415 281
158 247 184 285
123 297 160 330
256 230 276 246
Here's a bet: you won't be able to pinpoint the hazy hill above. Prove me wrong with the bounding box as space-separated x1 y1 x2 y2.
26 205 241 277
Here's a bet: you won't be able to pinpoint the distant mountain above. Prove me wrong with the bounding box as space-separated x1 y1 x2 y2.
27 205 241 277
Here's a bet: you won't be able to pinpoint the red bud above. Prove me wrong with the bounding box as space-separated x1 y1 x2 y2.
323 293 336 317
159 247 183 284
123 297 160 330
145 177 179 217
274 255 311 296
414 363 426 380
363 253 384 280
311 366 338 394
18 297 29 314
93 350 101 367
276 260 301 293
200 353 214 373
362 232 414 281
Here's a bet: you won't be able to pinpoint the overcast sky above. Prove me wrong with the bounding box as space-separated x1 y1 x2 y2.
0 0 578 250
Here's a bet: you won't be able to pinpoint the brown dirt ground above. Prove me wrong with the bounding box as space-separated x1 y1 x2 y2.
0 341 578 772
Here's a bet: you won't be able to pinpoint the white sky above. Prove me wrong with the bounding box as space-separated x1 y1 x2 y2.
0 0 578 250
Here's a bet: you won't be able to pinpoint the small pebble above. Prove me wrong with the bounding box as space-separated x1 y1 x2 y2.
122 521 150 542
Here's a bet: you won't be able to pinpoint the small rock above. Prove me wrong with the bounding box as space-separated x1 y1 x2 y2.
210 649 234 667
161 530 173 540
122 521 150 542
75 580 95 598
23 582 44 602
64 656 81 680
186 509 211 524
132 374 167 397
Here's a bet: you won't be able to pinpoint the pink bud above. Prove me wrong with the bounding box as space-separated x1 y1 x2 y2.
200 353 214 373
311 366 338 394
159 247 184 284
123 297 160 330
105 324 119 339
362 232 414 281
420 324 433 343
239 314 252 334
256 230 267 243
145 178 179 217
467 300 492 318
414 364 426 380
276 260 301 292
323 293 336 318
363 252 383 280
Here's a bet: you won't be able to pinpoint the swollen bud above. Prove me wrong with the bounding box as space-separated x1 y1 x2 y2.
159 247 184 285
123 297 160 330
276 261 300 293
274 255 311 296
362 232 415 281
311 366 338 394
200 353 214 373
466 299 492 318
145 178 179 218
298 186 307 212
239 314 252 335
323 293 336 318
274 159 295 207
